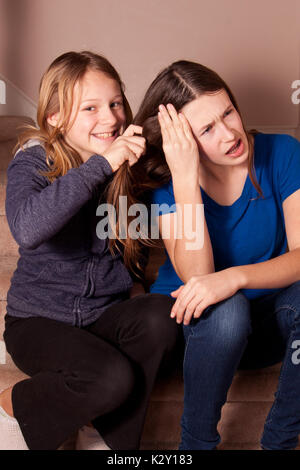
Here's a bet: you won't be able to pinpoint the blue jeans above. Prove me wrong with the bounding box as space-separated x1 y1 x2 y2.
179 281 300 450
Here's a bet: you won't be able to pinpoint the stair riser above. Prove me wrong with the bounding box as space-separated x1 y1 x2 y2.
141 401 273 446
0 300 5 338
0 186 5 215
0 266 14 301
0 216 18 256
151 370 279 403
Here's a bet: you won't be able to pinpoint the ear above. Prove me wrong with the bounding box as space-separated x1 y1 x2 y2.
47 112 60 128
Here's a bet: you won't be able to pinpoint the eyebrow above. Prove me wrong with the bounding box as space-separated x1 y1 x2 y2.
81 94 123 104
198 104 233 132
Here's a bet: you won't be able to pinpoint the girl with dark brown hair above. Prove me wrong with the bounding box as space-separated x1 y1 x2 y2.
130 60 300 450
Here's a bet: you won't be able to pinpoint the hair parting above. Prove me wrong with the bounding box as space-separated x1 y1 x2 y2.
107 60 264 273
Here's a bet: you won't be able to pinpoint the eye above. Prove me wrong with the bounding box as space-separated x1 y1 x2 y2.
110 101 123 109
202 125 212 135
224 108 233 117
84 106 96 111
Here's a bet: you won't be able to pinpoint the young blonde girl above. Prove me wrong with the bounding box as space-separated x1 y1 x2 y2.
0 51 179 450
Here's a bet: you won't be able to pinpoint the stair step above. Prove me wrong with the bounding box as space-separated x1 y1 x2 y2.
0 300 5 336
0 116 35 171
0 169 20 257
0 170 7 185
0 367 29 391
0 216 19 256
0 187 5 216
0 145 14 171
227 365 280 402
142 398 300 450
0 170 7 216
0 258 19 301
140 442 263 450
141 400 272 446
151 363 280 404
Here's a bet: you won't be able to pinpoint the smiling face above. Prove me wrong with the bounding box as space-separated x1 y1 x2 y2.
181 89 249 171
56 68 126 162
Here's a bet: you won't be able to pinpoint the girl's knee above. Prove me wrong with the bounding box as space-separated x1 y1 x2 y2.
83 356 135 413
133 293 174 316
129 294 179 351
186 291 252 347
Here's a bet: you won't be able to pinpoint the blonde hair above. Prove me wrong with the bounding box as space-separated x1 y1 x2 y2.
17 51 132 181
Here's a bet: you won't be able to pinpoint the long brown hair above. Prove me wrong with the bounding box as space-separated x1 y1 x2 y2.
109 60 263 272
133 60 262 194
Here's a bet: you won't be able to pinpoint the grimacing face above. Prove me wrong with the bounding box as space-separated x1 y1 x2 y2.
181 89 249 169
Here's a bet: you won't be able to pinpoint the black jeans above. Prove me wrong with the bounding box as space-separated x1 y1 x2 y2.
3 293 181 450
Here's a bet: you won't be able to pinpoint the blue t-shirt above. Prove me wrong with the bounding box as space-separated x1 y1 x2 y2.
150 133 300 300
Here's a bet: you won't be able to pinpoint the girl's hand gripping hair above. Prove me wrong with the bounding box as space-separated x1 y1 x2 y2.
102 124 146 172
158 104 200 178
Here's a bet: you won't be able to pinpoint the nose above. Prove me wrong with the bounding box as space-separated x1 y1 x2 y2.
99 106 118 126
219 122 235 141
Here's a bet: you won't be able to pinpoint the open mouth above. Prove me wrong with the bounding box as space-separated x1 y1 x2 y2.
92 130 119 140
226 139 242 155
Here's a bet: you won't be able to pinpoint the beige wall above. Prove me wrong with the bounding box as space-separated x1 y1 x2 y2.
1 0 300 131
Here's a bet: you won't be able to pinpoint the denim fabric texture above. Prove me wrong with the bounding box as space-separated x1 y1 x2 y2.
179 281 300 450
5 145 134 327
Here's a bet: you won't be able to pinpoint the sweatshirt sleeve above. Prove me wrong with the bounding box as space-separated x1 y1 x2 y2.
5 146 113 249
